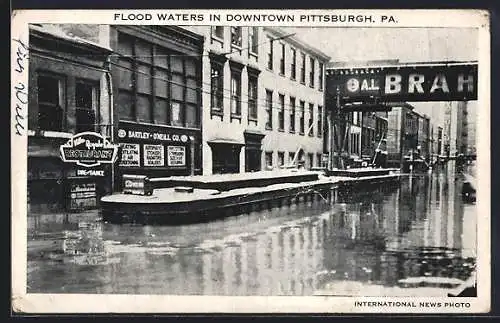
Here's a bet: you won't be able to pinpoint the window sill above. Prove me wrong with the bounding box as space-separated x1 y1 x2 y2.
249 51 258 58
290 77 296 81
231 114 242 123
279 73 286 77
300 81 306 85
299 132 305 136
278 128 284 132
309 85 315 89
265 126 273 131
266 67 273 72
289 130 295 134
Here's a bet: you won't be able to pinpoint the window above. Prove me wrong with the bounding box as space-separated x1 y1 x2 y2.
278 151 285 167
248 75 258 121
279 43 285 75
289 97 296 133
309 57 315 87
212 26 224 39
230 71 241 117
248 27 258 55
37 74 64 131
299 100 305 134
231 27 242 47
308 153 314 169
278 94 285 131
116 33 200 128
210 63 224 114
317 153 322 167
290 48 296 80
267 36 273 70
300 52 306 83
308 103 314 136
317 105 323 138
265 90 273 129
318 62 324 90
265 151 273 168
75 80 99 133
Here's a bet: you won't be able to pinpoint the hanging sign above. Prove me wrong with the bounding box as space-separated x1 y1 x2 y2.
327 63 478 103
60 132 119 168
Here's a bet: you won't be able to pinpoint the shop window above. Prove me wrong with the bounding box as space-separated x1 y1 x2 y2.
278 151 285 167
308 103 314 136
210 63 224 115
290 48 296 80
230 71 242 117
265 90 273 130
37 74 64 132
289 97 296 133
248 27 258 55
248 75 258 121
299 101 305 135
278 94 285 131
231 27 242 47
265 151 273 168
75 80 99 133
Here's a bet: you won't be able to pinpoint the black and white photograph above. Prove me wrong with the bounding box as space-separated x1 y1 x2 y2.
11 9 490 313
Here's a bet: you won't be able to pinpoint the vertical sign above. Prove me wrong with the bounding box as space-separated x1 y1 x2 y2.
167 146 186 167
143 144 165 167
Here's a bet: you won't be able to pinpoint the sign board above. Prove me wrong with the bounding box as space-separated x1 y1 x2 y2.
327 63 477 103
60 132 119 168
69 182 97 210
143 144 165 167
119 143 140 167
122 174 153 195
117 123 193 143
167 146 186 167
76 168 105 177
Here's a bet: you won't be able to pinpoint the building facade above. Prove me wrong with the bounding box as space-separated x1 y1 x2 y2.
108 26 205 184
27 24 113 213
187 26 330 174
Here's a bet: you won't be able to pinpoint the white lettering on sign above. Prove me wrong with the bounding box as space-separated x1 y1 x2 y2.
385 74 402 94
125 180 144 188
430 74 450 93
119 128 192 143
119 143 140 167
408 74 425 93
360 79 379 91
347 78 359 92
458 73 474 92
143 144 165 167
167 146 186 167
77 169 105 176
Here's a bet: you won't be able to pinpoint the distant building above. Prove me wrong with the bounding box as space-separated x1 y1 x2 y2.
386 104 422 167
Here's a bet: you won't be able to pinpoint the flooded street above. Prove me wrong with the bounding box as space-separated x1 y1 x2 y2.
27 162 476 296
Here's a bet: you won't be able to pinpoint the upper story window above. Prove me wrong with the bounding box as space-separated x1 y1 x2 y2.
308 103 314 136
37 73 64 132
290 48 296 80
299 100 305 134
309 57 315 88
300 52 306 84
231 27 242 47
289 96 296 133
75 80 99 133
266 36 274 70
278 94 285 131
317 105 323 138
230 70 242 117
210 62 224 115
265 89 273 130
318 62 324 90
248 27 258 55
212 26 224 40
279 43 286 76
248 75 258 122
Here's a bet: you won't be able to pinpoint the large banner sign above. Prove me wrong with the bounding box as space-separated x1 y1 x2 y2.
327 63 477 103
60 132 119 168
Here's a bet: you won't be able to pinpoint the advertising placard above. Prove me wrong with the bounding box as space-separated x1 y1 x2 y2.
69 182 97 210
143 144 165 167
167 146 186 167
119 143 140 167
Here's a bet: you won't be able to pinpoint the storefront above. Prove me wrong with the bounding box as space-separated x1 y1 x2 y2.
207 139 244 174
244 130 265 172
116 121 201 183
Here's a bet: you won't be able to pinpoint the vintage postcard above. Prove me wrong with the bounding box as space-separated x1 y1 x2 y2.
11 9 490 313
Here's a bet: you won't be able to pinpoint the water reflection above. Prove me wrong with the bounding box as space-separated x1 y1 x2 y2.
27 162 476 295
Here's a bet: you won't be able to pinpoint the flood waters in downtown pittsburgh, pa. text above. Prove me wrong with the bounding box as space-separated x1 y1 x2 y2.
27 161 476 296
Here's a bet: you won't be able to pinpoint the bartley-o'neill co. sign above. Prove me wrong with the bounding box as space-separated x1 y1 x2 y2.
60 132 119 170
327 63 478 102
